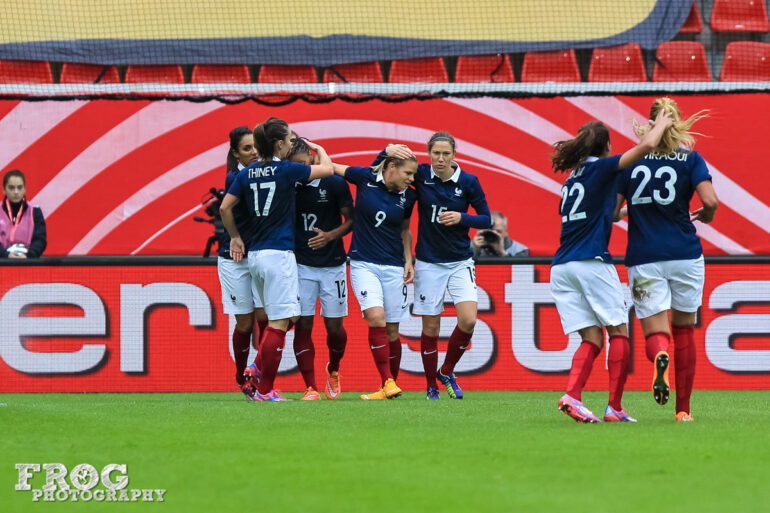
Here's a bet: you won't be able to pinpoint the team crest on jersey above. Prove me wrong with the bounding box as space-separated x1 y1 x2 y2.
454 187 463 197
318 188 328 203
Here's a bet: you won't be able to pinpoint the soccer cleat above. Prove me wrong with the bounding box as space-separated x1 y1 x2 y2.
426 387 440 400
254 389 289 401
244 363 261 387
652 351 670 405
240 381 256 401
360 388 388 400
325 362 341 400
558 394 601 423
603 405 638 423
437 369 463 399
300 387 322 401
675 411 694 422
382 378 402 398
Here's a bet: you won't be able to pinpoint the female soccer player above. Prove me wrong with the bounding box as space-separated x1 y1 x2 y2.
615 97 717 422
1 169 47 259
289 136 353 401
215 127 268 399
377 132 492 400
333 153 417 400
550 109 673 423
220 117 333 401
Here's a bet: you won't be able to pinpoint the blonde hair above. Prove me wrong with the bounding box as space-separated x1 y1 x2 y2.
634 97 708 154
370 154 417 175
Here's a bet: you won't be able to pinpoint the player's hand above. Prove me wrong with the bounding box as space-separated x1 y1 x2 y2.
403 261 414 284
651 109 674 129
615 205 628 222
690 207 714 224
438 211 461 226
308 228 333 249
386 144 414 160
229 237 245 262
7 251 27 259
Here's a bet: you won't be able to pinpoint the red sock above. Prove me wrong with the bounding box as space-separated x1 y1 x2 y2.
421 333 439 388
326 327 347 373
293 327 316 390
368 326 392 385
607 335 630 410
256 327 286 395
566 341 601 401
232 326 252 385
645 332 670 362
440 326 472 375
389 337 402 379
672 325 696 414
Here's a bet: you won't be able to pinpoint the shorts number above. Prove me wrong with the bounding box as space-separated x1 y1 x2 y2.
560 183 586 223
334 279 346 298
249 181 276 216
301 213 318 231
631 165 678 206
374 210 387 227
402 285 408 305
431 204 447 223
467 266 476 283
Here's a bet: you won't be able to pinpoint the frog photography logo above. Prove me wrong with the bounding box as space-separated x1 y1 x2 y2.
15 463 166 503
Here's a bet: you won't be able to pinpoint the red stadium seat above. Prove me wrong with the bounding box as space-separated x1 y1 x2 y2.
191 65 250 83
652 41 712 82
710 0 769 32
124 65 185 83
520 50 580 82
588 43 647 82
323 62 383 83
454 54 515 83
0 60 53 84
388 58 448 83
679 1 703 33
257 65 318 83
60 63 120 84
720 41 770 81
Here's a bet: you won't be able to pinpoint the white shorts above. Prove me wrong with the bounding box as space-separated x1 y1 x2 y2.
349 260 409 323
413 258 477 315
217 256 263 314
298 263 348 318
550 260 627 334
627 256 705 319
247 249 301 320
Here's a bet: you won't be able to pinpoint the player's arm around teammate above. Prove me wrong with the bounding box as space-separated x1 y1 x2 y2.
550 110 673 423
614 98 717 422
380 132 492 400
216 126 265 399
220 117 332 400
289 137 354 400
332 153 417 400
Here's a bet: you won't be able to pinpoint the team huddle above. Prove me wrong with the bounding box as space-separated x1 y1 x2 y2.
215 97 718 420
217 118 490 401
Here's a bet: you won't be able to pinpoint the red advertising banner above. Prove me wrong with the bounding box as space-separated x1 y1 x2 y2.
1 261 767 392
0 95 768 257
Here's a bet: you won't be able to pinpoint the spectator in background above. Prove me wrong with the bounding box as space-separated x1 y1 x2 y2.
1 169 46 259
472 211 529 257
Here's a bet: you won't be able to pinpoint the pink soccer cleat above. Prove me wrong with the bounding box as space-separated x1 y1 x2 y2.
603 405 638 422
558 394 601 423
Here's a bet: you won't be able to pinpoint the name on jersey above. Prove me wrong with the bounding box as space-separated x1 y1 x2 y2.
645 151 689 162
568 166 585 179
249 166 277 178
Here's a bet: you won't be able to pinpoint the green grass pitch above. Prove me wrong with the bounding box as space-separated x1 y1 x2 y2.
2 391 768 512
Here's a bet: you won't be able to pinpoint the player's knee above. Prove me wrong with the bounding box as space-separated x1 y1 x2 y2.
606 323 628 337
324 317 343 334
235 314 254 332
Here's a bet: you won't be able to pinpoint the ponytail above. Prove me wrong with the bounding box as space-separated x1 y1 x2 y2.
551 121 610 173
253 117 289 161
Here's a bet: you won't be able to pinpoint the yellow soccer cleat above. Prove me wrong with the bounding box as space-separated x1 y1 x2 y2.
360 388 388 400
382 378 402 399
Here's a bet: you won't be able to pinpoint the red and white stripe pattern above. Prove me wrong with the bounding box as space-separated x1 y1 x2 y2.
0 96 766 256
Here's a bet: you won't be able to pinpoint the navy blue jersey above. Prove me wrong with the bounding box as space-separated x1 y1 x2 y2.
218 165 258 259
372 150 491 262
227 158 311 251
552 155 622 266
344 166 416 266
294 175 353 267
617 149 711 267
